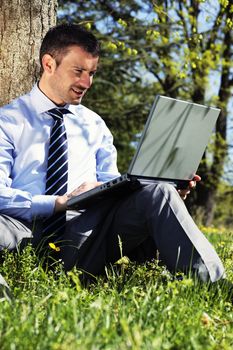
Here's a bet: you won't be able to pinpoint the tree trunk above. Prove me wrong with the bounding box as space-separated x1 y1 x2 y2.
0 0 57 106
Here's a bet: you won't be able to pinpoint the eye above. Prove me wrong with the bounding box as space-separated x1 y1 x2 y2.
90 71 97 77
74 69 82 76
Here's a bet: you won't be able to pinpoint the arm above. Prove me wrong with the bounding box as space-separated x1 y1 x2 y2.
0 124 55 221
54 122 120 211
95 124 120 182
55 181 103 212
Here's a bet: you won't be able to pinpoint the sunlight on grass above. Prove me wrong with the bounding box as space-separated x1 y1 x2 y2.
0 227 232 349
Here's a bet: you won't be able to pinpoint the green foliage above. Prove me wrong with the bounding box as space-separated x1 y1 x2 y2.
213 181 233 228
0 231 233 349
57 0 233 222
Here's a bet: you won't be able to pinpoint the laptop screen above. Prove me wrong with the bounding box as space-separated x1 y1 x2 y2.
128 95 220 181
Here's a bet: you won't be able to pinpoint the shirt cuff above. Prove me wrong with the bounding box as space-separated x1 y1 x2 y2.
31 195 57 219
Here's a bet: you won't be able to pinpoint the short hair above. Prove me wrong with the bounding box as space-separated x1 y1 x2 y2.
39 23 100 68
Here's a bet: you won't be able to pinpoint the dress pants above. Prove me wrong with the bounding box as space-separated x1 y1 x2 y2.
59 183 225 282
0 183 225 285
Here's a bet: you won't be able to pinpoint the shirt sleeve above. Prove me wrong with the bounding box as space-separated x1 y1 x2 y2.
0 124 55 222
95 122 121 182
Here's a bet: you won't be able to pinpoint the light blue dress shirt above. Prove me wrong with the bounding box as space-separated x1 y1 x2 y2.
0 84 120 222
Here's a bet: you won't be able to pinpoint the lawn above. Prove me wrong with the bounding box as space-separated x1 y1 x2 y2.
0 228 232 350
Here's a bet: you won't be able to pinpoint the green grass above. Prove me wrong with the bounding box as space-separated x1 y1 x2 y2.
0 229 232 350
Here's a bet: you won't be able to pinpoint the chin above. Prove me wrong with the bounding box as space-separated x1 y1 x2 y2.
68 94 83 105
71 99 82 105
75 97 83 104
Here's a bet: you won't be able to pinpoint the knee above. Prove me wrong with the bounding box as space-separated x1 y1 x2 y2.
155 182 176 192
155 182 179 198
0 215 11 250
0 214 8 237
0 214 32 251
133 183 178 214
142 182 178 201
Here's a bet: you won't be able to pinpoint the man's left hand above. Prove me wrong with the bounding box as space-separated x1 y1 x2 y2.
178 174 201 200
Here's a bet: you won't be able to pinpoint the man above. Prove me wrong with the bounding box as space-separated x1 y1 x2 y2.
0 23 225 290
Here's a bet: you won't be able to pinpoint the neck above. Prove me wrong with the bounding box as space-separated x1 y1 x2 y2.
38 78 65 107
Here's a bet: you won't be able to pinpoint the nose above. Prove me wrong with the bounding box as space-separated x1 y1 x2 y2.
79 72 92 89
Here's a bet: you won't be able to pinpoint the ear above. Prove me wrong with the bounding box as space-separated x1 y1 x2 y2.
41 54 56 74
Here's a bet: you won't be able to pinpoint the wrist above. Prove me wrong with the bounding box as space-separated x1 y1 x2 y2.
54 195 68 213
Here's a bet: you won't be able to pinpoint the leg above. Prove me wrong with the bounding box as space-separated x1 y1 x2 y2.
59 199 117 275
0 214 34 294
57 184 225 282
105 183 225 282
0 214 33 251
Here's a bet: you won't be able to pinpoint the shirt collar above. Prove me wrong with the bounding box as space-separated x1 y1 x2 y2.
30 84 70 115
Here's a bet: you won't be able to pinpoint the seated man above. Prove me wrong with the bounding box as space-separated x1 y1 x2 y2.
0 23 225 290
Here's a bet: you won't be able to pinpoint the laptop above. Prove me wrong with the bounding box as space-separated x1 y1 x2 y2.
67 95 220 210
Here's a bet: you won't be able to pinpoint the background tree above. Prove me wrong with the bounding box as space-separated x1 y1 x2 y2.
175 0 233 225
0 0 57 106
58 0 233 225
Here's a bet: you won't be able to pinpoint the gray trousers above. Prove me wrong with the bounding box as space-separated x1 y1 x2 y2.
0 184 225 285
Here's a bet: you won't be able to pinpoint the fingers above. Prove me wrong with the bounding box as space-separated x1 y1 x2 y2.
193 174 201 182
178 174 201 200
178 189 190 200
188 174 201 190
189 180 196 189
68 181 102 197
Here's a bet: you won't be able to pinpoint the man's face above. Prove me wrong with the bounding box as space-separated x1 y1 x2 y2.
41 45 99 105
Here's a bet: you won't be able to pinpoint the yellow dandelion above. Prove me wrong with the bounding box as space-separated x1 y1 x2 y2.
48 242 60 252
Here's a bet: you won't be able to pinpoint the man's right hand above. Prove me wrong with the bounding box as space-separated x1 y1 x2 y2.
68 181 103 198
54 181 102 213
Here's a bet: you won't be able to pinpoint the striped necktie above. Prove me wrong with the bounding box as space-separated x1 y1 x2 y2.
43 107 70 239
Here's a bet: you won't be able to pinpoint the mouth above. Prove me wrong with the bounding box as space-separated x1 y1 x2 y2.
71 88 85 98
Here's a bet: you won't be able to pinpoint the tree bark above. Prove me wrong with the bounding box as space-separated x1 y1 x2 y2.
0 0 57 106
